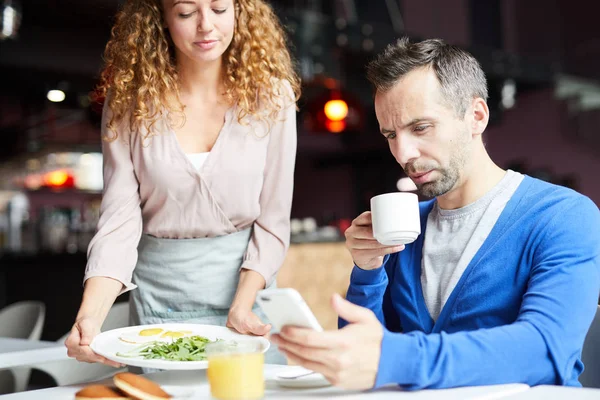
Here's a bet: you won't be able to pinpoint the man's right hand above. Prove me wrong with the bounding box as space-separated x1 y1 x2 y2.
65 316 122 368
344 211 405 270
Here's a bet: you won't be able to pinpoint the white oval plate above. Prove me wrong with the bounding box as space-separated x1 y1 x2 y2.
90 323 270 370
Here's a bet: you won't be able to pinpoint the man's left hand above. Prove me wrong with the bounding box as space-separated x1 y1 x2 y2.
271 294 383 390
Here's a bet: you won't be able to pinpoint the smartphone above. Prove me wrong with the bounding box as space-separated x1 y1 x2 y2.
256 288 323 332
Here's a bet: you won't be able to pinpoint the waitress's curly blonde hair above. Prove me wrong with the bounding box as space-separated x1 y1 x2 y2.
98 0 301 140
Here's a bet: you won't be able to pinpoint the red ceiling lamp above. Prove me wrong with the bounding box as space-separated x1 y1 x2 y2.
43 169 75 190
303 78 364 134
324 99 348 133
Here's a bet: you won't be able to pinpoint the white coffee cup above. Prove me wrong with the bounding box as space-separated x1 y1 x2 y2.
370 193 420 245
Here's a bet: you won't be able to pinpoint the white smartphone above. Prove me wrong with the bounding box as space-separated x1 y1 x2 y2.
256 288 323 332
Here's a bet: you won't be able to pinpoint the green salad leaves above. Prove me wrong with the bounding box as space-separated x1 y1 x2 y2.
117 335 216 361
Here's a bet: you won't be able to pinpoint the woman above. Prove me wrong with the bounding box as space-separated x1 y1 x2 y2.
65 0 300 366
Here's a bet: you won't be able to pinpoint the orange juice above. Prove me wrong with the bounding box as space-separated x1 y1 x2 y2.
206 342 264 400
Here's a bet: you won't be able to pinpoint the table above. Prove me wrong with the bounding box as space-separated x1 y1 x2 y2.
0 365 531 399
502 385 600 399
1 362 599 400
0 338 68 370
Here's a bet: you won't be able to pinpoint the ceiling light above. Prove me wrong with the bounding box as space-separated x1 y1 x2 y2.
0 0 21 40
324 99 348 121
47 90 66 103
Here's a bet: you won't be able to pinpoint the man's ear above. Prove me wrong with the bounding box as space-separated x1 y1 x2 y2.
470 97 489 137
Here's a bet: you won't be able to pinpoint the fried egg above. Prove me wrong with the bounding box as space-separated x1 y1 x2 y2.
140 328 164 336
119 328 164 344
119 328 194 344
161 331 185 339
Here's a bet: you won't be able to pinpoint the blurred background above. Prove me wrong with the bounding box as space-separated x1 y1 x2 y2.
0 0 599 391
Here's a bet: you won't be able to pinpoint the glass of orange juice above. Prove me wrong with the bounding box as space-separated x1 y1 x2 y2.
206 341 265 400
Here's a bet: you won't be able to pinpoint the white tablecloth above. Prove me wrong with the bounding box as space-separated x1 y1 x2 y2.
1 358 598 400
0 365 530 399
502 385 600 400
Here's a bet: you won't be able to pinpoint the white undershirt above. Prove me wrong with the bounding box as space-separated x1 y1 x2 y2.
186 152 210 170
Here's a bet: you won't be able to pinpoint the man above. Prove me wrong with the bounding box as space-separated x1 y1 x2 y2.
271 37 600 390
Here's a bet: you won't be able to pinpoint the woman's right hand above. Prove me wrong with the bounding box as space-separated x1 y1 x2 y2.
64 316 122 368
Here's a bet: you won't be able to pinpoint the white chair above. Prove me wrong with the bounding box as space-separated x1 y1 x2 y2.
34 302 130 386
580 305 600 388
0 301 46 394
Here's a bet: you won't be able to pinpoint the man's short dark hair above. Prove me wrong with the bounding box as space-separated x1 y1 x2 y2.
366 37 488 117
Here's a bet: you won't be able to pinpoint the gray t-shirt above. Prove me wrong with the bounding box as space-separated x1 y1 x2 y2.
421 170 524 321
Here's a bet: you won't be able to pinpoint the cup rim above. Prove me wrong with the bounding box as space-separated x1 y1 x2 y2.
371 192 418 202
205 340 263 357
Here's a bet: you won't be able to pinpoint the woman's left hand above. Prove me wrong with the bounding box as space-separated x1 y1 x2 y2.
226 306 272 336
